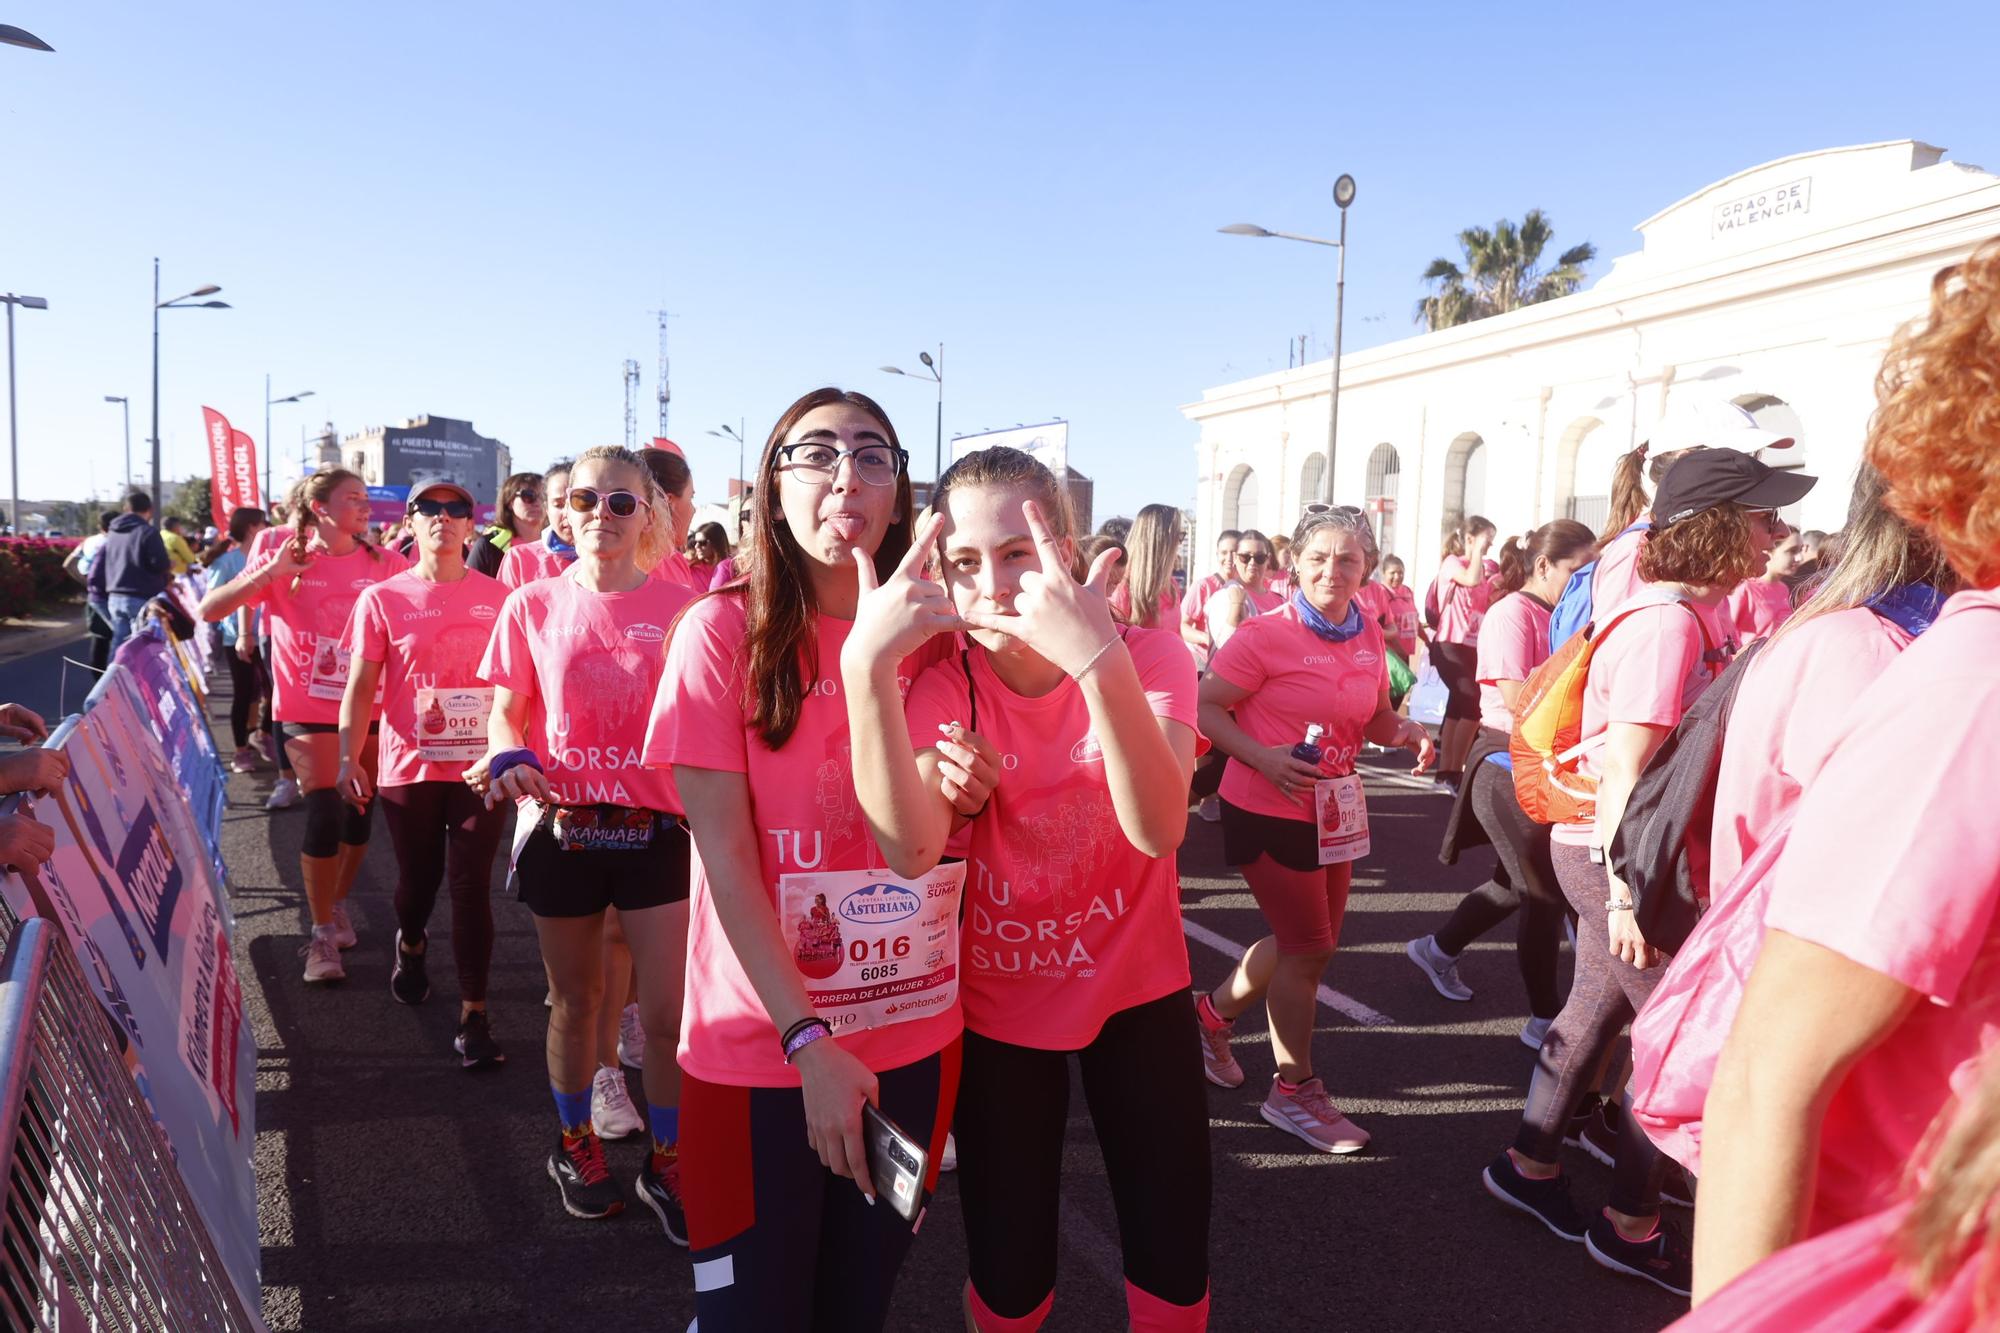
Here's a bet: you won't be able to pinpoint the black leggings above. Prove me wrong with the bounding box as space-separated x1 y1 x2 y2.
956 989 1212 1318
222 647 267 749
1514 842 1666 1215
376 781 507 1002
1431 641 1481 723
1434 759 1569 1019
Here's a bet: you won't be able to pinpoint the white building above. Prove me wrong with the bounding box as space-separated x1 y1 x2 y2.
1183 140 2000 580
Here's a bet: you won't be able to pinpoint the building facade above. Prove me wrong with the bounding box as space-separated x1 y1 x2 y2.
1183 140 2000 581
337 415 512 506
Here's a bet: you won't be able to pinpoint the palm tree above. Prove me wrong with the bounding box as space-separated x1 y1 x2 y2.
1416 209 1596 331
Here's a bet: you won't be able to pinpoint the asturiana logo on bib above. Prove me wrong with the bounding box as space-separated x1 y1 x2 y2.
623 622 666 644
838 882 922 925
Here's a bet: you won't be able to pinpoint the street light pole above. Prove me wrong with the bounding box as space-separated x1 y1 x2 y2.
149 259 229 505
879 346 945 482
3 293 49 536
104 396 131 494
707 420 748 495
265 378 315 504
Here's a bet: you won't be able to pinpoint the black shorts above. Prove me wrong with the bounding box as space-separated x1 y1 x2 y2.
514 812 691 917
1219 797 1322 873
278 720 378 742
1431 641 1481 722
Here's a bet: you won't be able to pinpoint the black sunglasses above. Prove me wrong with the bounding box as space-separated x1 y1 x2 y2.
409 497 474 519
567 487 648 518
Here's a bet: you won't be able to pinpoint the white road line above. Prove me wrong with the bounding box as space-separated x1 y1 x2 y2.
1180 919 1396 1027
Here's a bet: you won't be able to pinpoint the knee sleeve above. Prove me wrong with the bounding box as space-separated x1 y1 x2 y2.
301 788 344 858
340 796 373 846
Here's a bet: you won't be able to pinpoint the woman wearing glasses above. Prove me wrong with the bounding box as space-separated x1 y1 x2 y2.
469 471 547 577
645 389 964 1332
476 446 698 1234
336 483 511 1067
1201 528 1283 653
498 459 578 588
687 522 732 589
1194 506 1434 1152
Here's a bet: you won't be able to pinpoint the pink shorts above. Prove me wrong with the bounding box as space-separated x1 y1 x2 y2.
1242 857 1355 956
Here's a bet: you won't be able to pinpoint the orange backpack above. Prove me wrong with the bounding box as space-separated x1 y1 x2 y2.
1509 593 1715 826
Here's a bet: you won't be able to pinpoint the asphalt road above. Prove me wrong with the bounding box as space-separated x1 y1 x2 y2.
2 632 1686 1332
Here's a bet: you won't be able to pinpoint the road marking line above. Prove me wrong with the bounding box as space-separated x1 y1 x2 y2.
1180 919 1396 1027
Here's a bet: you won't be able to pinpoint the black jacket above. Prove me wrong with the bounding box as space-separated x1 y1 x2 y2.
100 513 171 598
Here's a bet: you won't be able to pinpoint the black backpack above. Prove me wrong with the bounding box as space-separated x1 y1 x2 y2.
1611 637 1769 955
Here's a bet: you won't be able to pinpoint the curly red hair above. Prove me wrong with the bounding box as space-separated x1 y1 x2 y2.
1866 235 2000 588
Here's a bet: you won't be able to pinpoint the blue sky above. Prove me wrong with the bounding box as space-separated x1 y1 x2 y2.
3 1 1995 524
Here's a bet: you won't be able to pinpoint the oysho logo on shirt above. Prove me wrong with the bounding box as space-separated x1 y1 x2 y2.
624 622 666 644
399 609 444 622
1069 733 1104 764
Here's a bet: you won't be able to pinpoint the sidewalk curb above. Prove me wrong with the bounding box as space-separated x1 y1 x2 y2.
0 612 88 665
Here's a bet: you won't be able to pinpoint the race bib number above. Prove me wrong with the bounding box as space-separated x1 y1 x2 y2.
1314 774 1370 865
551 806 656 853
779 863 966 1033
306 634 353 701
414 686 493 762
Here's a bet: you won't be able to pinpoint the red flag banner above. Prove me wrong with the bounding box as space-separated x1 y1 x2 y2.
202 408 262 529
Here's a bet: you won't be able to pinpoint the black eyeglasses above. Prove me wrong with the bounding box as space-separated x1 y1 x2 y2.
409 497 474 519
567 488 649 518
778 442 905 487
1234 552 1271 565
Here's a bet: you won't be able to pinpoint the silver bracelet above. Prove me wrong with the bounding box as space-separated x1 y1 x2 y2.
1604 900 1635 913
1071 635 1121 682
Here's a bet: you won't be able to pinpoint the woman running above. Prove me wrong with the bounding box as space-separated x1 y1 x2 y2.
476 445 697 1233
843 446 1211 1331
1109 503 1183 630
1405 521 1597 1047
198 469 409 983
644 388 961 1331
1195 505 1434 1152
1202 527 1283 654
1431 515 1498 787
498 459 577 588
336 482 511 1067
469 471 547 577
1480 448 1814 1297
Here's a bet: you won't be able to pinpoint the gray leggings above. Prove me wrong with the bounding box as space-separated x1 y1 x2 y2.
1512 841 1667 1215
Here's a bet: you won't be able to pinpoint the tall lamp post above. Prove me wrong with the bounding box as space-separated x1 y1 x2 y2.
880 345 944 482
149 259 229 503
265 378 315 502
3 293 48 535
103 395 132 495
706 420 748 494
1220 173 1356 508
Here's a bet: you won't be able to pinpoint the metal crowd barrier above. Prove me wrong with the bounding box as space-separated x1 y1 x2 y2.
0 900 259 1331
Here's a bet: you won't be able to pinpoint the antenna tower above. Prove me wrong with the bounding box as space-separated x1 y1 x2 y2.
654 310 674 438
622 359 641 448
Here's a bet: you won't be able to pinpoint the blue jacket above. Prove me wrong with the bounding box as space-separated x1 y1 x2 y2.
99 512 171 599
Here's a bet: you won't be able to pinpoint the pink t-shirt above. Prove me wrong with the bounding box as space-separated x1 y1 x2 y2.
1180 573 1227 633
1707 607 1913 903
247 525 289 563
349 569 509 787
1727 577 1794 642
1208 602 1389 823
643 595 960 1087
710 555 743 588
478 569 692 813
1475 593 1552 734
650 549 709 592
903 627 1197 1049
1383 584 1420 655
1110 583 1178 630
497 538 573 589
1353 580 1392 635
1551 591 1724 847
1435 556 1499 646
241 543 410 725
1592 523 1648 613
1763 588 2000 1234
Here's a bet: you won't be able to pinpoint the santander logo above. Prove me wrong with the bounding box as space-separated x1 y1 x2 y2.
623 622 666 644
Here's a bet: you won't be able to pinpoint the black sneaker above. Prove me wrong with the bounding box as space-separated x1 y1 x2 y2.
1562 1093 1604 1149
1585 1213 1692 1296
1575 1100 1621 1168
636 1151 689 1247
1660 1160 1695 1209
390 930 429 1005
454 1010 506 1070
1482 1151 1587 1242
547 1130 624 1220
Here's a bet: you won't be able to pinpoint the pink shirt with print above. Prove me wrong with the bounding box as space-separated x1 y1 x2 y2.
1435 556 1499 646
1180 573 1227 634
350 569 509 787
1208 601 1389 824
241 543 410 725
1475 592 1551 734
1763 588 2000 1235
643 595 960 1087
904 628 1197 1051
1726 578 1794 642
497 538 573 590
1383 583 1420 655
478 569 691 813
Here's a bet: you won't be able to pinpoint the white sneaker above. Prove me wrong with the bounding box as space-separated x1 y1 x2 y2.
330 902 357 950
1405 935 1474 1002
1197 795 1221 823
301 933 345 983
940 1133 958 1173
1520 1016 1554 1050
591 1065 644 1140
617 1003 646 1070
265 777 301 810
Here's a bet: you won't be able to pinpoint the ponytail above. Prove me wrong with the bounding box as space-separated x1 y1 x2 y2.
1601 445 1650 540
1494 535 1531 595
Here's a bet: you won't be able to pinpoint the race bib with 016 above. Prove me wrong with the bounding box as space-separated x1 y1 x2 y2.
307 634 353 701
1314 773 1370 865
779 863 966 1034
414 686 493 761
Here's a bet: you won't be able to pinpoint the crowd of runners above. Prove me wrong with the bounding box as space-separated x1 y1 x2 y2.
153 236 2000 1329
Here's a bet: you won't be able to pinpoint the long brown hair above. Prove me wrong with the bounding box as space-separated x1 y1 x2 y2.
1494 518 1596 595
1441 513 1496 558
1601 444 1699 541
495 471 543 540
1776 464 1958 643
291 468 379 564
736 388 913 749
1121 503 1182 628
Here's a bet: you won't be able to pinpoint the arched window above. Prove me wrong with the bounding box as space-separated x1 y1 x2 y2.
1442 433 1485 532
1364 443 1401 561
1560 417 1621 534
1299 452 1325 514
1733 393 1809 524
1222 464 1259 533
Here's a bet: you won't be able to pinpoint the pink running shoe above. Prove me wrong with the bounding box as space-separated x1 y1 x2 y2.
1197 1006 1244 1089
1260 1077 1370 1154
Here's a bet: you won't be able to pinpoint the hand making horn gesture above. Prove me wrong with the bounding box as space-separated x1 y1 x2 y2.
843 510 962 671
958 499 1125 679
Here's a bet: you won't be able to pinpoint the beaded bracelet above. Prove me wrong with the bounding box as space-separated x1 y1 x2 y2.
782 1019 832 1064
1070 635 1121 682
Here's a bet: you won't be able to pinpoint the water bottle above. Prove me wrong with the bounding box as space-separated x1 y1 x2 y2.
1290 723 1325 767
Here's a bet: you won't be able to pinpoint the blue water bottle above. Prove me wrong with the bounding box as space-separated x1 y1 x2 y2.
1291 723 1326 767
